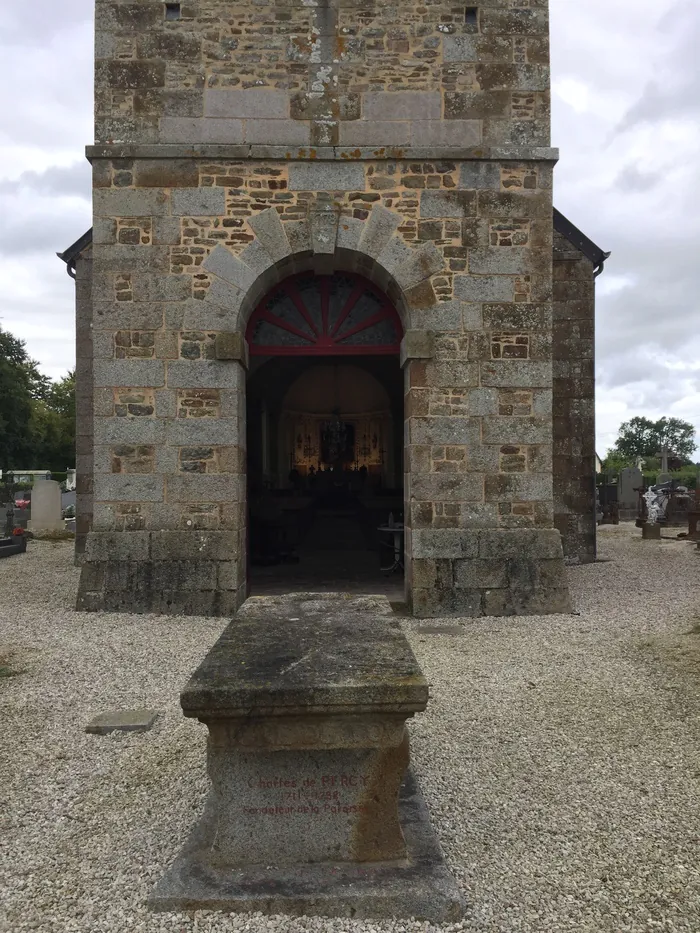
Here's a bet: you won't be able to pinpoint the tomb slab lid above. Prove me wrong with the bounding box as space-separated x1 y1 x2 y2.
181 594 428 717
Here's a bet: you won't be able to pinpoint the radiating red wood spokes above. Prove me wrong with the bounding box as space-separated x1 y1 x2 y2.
246 273 402 356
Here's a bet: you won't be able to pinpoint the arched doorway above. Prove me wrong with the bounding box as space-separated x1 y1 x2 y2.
245 272 404 598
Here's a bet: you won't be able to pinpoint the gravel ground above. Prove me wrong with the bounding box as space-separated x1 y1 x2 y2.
1 526 699 933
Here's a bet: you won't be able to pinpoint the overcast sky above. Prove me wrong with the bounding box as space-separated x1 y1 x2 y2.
1 0 698 456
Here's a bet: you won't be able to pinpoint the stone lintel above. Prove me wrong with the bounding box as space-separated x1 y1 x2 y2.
86 144 559 163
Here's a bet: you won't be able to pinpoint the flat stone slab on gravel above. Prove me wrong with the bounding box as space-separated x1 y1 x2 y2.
85 709 159 735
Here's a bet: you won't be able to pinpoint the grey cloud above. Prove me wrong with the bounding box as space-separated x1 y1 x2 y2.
615 5 700 133
613 164 663 193
6 2 92 47
0 163 91 199
0 191 90 257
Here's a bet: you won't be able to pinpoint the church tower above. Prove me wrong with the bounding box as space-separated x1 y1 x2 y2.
77 0 571 617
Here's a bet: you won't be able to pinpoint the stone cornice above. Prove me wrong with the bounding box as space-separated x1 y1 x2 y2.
86 144 559 163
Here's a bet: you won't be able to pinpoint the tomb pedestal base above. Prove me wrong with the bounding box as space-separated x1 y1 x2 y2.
150 769 462 921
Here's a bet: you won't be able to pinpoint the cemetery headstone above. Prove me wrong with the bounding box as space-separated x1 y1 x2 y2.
27 480 63 534
618 466 643 519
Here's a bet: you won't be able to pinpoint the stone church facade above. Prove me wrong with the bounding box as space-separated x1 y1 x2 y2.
61 0 608 618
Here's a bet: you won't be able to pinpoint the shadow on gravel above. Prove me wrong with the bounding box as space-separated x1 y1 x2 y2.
0 646 35 680
636 624 700 710
0 651 23 679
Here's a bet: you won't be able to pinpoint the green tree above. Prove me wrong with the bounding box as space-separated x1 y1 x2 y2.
0 328 76 474
29 372 76 472
0 328 46 472
611 416 697 462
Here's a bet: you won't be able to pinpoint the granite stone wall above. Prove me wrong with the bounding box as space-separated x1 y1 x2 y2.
94 0 551 150
552 229 596 564
78 0 572 617
74 248 94 563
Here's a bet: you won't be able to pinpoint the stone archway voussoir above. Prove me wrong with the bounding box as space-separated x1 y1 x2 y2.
247 207 292 262
202 245 257 293
393 242 444 291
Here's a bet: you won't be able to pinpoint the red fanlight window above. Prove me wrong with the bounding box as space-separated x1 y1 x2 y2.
246 273 402 356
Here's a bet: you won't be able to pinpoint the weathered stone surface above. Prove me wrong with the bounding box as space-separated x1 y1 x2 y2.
288 164 364 192
363 92 441 122
205 89 289 120
86 709 159 735
400 330 434 365
171 188 226 217
358 206 401 258
165 360 244 389
420 190 476 220
93 189 169 217
214 332 248 363
552 230 597 564
183 595 426 715
410 120 481 147
339 122 411 147
202 245 255 291
247 207 291 261
27 480 63 534
94 360 164 388
160 117 245 144
454 275 514 303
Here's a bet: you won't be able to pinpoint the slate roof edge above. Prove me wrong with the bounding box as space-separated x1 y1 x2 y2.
57 227 93 276
553 208 611 274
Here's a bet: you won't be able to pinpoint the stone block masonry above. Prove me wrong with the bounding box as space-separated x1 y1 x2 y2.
552 230 597 564
94 0 552 150
77 0 573 618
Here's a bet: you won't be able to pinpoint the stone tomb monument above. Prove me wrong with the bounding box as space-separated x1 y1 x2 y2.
150 594 462 920
27 480 63 534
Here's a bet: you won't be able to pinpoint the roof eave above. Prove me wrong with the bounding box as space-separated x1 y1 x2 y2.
553 208 610 273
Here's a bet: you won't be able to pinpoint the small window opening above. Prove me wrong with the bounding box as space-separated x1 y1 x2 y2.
465 7 479 26
165 3 181 20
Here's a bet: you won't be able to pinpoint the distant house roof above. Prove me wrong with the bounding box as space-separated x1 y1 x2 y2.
553 208 610 273
59 210 610 277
